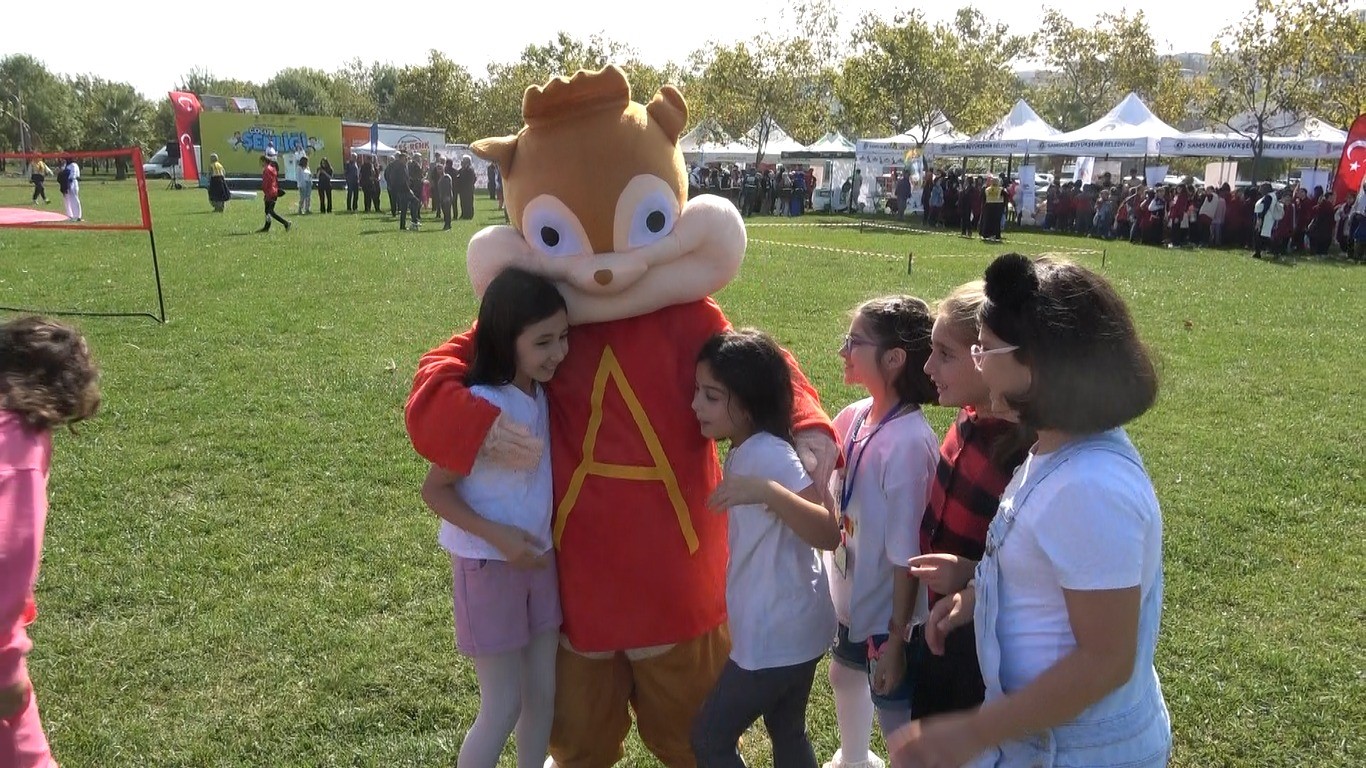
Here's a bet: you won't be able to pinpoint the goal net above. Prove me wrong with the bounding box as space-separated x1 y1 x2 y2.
0 147 166 322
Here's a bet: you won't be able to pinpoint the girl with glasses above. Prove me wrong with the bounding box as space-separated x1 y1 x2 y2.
893 254 1169 768
824 296 940 768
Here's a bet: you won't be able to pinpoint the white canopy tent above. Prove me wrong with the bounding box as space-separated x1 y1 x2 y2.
1159 113 1346 160
348 139 398 157
745 121 808 157
926 100 1061 158
788 131 856 158
1037 93 1182 157
853 113 967 211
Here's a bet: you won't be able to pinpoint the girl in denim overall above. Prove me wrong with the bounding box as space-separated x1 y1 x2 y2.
892 254 1171 768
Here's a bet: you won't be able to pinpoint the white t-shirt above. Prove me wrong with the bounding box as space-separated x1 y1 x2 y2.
724 432 837 671
825 399 938 640
438 383 553 561
993 444 1163 693
66 162 80 192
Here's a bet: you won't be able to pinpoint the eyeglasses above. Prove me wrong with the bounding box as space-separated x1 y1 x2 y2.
840 334 875 354
969 343 1019 369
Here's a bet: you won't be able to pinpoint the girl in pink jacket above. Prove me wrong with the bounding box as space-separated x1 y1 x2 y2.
1 316 100 768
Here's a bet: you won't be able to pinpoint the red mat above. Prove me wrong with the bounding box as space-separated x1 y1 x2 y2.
0 207 70 225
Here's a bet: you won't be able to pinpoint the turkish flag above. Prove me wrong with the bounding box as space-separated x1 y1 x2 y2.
1332 113 1366 202
168 91 202 181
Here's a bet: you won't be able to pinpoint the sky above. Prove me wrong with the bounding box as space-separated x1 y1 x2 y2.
17 0 1257 99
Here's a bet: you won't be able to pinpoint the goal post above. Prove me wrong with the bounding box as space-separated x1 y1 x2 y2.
0 146 166 323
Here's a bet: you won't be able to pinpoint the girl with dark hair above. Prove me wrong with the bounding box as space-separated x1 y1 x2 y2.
895 254 1169 768
419 267 568 768
824 296 940 768
0 316 101 768
689 328 838 768
907 281 1031 721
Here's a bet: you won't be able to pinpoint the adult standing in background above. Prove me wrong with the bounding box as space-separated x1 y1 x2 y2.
487 164 498 199
344 154 360 212
207 153 231 213
59 158 82 223
438 159 454 231
316 157 334 214
360 156 376 213
454 155 477 220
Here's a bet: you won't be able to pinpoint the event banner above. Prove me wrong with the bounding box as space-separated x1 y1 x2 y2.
1145 165 1169 187
169 91 202 182
200 112 343 176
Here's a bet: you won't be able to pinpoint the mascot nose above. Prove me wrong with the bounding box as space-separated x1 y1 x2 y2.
594 269 613 286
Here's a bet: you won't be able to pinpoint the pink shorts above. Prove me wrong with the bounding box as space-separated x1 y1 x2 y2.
451 553 561 657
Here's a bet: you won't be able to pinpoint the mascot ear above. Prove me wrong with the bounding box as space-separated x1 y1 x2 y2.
472 135 518 174
647 85 689 146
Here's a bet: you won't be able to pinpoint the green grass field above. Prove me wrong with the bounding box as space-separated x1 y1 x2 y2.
1 179 1362 767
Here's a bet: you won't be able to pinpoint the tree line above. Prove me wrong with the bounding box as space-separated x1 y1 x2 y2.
1 0 1361 169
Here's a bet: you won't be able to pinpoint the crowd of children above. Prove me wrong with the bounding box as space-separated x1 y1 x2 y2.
402 251 1170 768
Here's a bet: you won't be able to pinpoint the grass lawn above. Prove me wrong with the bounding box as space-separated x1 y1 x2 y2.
1 179 1362 767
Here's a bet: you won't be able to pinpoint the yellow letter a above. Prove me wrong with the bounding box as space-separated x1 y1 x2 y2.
554 346 698 553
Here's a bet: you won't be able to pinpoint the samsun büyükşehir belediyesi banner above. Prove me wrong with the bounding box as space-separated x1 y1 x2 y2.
200 112 343 176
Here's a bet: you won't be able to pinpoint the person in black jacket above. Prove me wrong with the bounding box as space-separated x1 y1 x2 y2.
344 155 360 212
439 159 455 230
316 158 333 213
454 155 477 220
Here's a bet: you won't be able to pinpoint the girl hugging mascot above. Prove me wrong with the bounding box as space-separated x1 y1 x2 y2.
405 65 838 768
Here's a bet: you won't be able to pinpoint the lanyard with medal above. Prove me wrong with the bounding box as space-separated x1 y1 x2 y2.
834 400 906 578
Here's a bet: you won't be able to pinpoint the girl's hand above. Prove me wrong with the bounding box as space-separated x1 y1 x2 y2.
887 710 988 768
925 585 975 656
708 475 774 510
487 523 549 569
908 554 977 596
871 640 905 696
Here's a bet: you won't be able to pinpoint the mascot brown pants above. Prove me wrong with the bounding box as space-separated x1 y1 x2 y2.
550 626 729 768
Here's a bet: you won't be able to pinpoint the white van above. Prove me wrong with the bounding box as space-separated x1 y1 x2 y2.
142 145 201 179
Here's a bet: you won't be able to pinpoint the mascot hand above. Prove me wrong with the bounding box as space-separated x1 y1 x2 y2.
795 429 839 492
477 413 543 471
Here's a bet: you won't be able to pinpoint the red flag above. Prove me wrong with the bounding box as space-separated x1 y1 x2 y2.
168 91 202 181
1332 113 1366 202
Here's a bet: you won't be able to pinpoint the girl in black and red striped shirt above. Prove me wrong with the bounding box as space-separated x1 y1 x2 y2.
908 281 1030 719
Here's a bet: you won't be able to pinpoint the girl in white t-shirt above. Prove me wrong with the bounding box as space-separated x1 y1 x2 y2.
420 267 569 768
824 297 940 768
689 328 840 768
894 254 1169 768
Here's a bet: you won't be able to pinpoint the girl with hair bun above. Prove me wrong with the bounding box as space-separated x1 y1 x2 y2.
894 254 1170 768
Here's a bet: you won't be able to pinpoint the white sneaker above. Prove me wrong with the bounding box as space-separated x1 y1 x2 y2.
823 749 886 768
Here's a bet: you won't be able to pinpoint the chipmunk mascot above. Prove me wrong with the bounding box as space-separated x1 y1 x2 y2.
404 65 838 767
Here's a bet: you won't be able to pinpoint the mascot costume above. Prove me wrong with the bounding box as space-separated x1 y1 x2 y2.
405 65 838 767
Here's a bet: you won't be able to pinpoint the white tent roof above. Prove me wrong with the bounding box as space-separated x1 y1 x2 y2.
1037 93 1182 157
782 130 855 158
679 120 736 157
855 112 966 165
805 131 856 153
927 99 1061 157
745 122 808 156
348 139 398 156
1221 112 1348 142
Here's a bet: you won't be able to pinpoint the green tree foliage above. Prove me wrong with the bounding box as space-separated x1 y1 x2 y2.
0 54 81 151
70 76 155 177
389 51 479 141
260 68 338 116
1204 0 1344 177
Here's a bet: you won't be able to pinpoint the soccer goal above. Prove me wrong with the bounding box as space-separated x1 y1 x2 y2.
0 147 166 323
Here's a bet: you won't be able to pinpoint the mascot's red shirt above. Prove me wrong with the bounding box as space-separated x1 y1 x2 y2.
407 297 830 652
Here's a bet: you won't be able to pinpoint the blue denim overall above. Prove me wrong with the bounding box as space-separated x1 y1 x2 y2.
970 429 1172 767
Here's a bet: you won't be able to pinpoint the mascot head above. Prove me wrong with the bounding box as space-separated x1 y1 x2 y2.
468 65 746 325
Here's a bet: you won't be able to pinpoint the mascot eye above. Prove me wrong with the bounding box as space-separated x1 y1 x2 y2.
522 197 589 259
623 184 679 249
